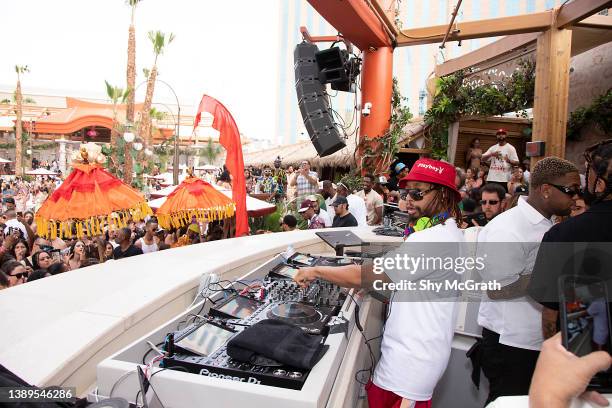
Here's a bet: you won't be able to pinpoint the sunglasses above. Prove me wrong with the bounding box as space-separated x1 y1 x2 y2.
549 184 581 197
480 200 500 205
10 272 27 280
399 187 438 201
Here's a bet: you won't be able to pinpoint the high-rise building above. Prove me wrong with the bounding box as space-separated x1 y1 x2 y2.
276 0 569 146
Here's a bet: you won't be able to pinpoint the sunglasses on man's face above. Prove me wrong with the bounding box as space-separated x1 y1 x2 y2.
10 272 27 280
399 187 437 201
548 184 581 197
480 200 500 206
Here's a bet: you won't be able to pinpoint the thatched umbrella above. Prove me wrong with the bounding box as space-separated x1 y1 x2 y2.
35 145 152 239
155 177 236 230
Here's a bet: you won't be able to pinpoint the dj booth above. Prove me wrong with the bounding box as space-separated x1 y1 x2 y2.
93 248 385 408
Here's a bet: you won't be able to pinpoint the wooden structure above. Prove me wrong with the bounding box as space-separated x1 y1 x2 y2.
306 0 612 163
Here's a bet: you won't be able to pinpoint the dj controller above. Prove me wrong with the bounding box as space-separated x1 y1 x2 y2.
160 254 362 390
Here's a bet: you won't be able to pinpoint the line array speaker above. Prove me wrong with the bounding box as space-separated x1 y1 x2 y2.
294 42 345 157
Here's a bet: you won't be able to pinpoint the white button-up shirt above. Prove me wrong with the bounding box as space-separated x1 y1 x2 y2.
477 196 553 350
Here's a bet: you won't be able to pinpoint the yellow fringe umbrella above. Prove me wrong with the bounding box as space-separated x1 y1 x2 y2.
35 145 153 239
155 177 236 230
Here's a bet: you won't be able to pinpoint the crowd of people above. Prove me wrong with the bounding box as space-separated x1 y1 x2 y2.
1 130 611 407
290 137 612 408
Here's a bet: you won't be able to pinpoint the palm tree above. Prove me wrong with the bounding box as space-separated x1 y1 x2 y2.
201 138 222 165
104 80 130 179
125 0 142 126
13 65 30 176
140 30 175 147
1 92 35 106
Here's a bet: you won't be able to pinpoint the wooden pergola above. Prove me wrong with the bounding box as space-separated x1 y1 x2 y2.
306 0 612 162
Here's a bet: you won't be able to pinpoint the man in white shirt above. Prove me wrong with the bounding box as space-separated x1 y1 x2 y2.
476 157 580 405
335 182 367 227
482 129 520 191
294 158 464 407
356 174 384 226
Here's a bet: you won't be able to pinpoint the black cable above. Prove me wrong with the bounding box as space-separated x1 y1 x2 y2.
345 291 376 385
134 390 141 408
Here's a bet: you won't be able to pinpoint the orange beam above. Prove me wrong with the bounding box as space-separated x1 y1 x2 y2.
307 0 393 49
360 46 393 139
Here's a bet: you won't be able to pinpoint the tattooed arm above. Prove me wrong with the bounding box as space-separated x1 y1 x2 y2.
487 274 531 300
542 307 559 339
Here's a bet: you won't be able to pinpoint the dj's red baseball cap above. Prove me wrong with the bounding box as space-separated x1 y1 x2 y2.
398 158 460 199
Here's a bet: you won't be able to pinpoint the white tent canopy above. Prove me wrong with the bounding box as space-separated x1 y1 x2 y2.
0 158 12 164
25 168 59 176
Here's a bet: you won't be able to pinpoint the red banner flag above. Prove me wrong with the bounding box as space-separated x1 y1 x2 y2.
193 95 248 237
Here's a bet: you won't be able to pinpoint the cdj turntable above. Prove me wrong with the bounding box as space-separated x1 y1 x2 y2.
160 253 351 390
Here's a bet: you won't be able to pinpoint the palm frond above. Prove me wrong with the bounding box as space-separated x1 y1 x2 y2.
104 80 115 101
121 87 132 104
148 30 175 56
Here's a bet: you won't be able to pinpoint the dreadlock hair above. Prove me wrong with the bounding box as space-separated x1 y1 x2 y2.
530 157 579 188
584 139 612 202
428 185 463 224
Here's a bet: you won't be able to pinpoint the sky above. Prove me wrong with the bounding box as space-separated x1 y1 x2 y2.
1 0 281 141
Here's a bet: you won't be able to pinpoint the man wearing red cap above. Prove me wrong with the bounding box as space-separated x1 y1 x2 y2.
294 158 465 408
482 129 520 192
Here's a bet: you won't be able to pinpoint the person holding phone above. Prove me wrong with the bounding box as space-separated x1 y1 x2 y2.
529 333 612 408
529 140 612 339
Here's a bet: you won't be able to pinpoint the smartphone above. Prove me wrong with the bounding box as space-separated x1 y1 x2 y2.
51 251 61 263
465 212 488 227
559 275 612 390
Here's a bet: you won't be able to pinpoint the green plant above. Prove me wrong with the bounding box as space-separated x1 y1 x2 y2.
337 174 363 193
424 59 536 159
567 89 612 140
199 138 223 164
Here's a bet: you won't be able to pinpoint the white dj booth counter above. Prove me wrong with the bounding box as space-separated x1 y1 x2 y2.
0 228 393 402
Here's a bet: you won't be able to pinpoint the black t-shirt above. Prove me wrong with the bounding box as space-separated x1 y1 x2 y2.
332 212 358 228
528 200 612 311
113 244 143 260
387 176 400 192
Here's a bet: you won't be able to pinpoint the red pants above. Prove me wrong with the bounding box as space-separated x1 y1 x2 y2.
366 381 432 408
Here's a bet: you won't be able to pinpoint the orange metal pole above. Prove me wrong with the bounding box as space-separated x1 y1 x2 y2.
360 46 394 139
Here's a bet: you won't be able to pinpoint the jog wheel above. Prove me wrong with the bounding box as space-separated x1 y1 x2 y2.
267 302 321 324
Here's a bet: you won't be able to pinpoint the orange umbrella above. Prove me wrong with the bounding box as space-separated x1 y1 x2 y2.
156 177 235 230
35 163 152 239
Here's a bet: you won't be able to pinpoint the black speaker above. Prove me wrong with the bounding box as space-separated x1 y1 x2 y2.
294 42 345 157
